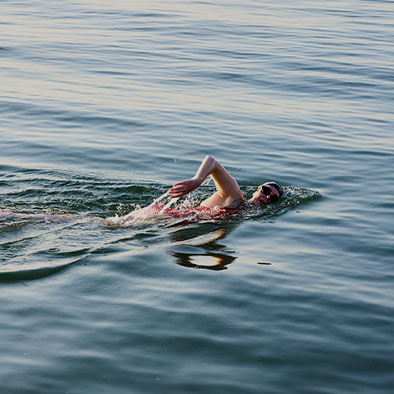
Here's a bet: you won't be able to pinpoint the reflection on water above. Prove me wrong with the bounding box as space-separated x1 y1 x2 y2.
172 251 237 270
168 225 237 270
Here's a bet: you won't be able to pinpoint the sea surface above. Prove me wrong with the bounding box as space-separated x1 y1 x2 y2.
1 1 394 393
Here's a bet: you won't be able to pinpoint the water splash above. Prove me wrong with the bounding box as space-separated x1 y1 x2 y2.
159 196 179 213
103 192 171 228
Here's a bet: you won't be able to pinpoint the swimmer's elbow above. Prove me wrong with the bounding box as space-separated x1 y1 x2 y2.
205 154 217 165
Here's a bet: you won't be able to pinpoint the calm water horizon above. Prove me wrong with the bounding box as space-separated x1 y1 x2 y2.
1 1 394 393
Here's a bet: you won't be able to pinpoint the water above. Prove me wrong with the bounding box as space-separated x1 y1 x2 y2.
1 0 394 392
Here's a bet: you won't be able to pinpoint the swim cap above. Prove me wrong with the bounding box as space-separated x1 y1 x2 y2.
263 182 283 197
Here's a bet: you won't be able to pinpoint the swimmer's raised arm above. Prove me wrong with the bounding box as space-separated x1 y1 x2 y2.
168 155 243 208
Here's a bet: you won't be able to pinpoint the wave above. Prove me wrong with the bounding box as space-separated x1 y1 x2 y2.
0 258 85 282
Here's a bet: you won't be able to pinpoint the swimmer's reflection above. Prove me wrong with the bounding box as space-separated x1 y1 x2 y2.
171 251 236 271
168 224 237 270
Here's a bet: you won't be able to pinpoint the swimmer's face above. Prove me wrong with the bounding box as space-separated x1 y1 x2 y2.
250 184 280 205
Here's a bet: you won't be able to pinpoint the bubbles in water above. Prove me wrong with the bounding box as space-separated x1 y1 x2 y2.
282 186 321 207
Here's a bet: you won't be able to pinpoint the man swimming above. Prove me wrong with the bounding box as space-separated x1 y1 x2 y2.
105 155 284 226
0 155 283 226
168 155 283 211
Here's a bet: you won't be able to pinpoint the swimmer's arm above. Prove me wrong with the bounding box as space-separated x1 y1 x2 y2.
168 155 242 200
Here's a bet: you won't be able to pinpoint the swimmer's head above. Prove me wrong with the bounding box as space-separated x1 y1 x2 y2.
263 182 283 198
249 181 283 205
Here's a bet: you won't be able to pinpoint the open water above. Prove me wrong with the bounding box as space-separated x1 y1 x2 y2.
1 1 394 393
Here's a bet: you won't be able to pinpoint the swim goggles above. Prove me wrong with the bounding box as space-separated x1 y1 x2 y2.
259 185 279 203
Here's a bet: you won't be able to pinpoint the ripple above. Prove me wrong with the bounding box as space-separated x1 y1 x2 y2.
0 258 83 282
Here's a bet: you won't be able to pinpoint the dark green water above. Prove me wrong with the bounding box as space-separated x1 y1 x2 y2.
1 1 394 393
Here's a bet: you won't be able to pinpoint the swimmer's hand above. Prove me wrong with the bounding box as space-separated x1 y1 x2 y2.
168 177 202 198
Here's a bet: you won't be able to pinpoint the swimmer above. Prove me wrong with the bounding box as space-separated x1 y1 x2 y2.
108 155 284 226
168 155 283 212
1 155 283 227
